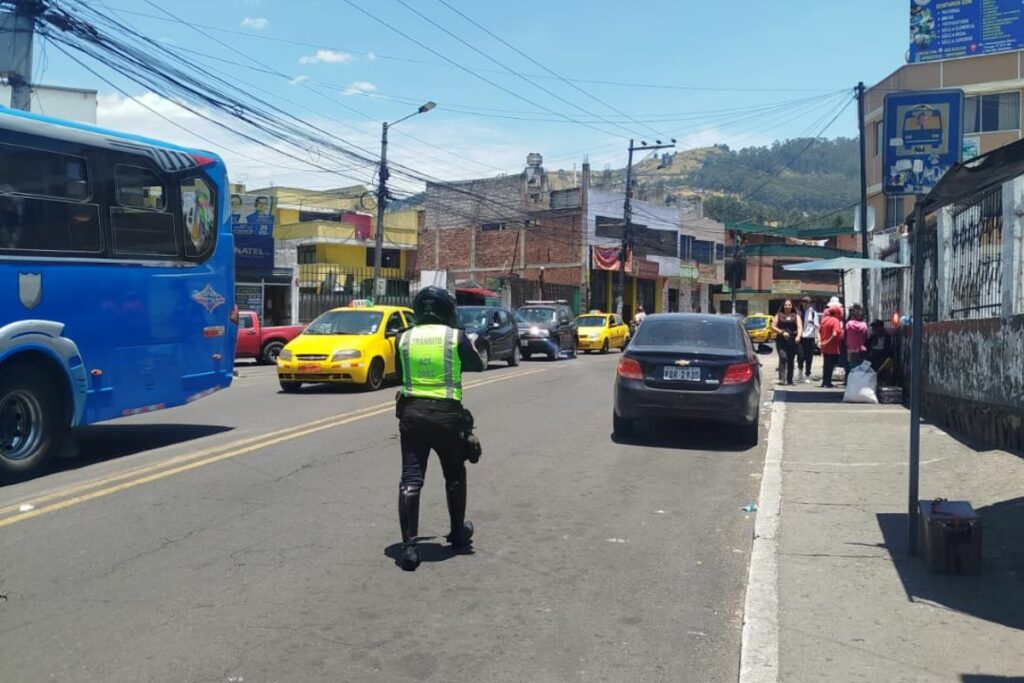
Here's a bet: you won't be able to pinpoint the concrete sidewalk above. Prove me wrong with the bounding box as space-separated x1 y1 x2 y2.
758 367 1024 682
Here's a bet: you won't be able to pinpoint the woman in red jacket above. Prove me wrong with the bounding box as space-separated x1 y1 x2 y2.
819 304 844 388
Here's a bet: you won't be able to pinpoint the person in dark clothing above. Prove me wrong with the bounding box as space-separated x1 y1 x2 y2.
866 320 895 380
771 299 803 385
393 287 485 571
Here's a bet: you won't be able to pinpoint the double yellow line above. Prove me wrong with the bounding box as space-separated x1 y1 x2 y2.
0 367 547 529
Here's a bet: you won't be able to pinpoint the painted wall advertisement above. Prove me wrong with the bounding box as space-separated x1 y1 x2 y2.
231 193 276 270
235 284 263 311
883 89 964 196
909 0 1024 63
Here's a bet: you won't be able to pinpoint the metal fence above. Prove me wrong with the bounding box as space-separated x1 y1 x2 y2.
878 242 903 321
297 264 414 323
509 278 581 314
948 187 1003 319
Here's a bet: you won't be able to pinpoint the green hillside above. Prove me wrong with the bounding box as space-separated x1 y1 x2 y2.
577 136 859 227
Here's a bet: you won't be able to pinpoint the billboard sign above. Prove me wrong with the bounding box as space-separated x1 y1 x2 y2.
883 89 964 196
909 0 1024 63
231 193 275 270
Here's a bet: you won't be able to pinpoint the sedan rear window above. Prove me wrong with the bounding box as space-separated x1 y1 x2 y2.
633 318 743 350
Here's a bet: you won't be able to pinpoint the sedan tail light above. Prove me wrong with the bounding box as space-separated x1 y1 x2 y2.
722 362 755 385
617 357 644 380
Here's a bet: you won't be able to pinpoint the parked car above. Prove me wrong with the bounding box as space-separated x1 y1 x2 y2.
576 312 630 353
236 311 306 364
515 301 577 360
613 313 761 446
276 303 413 392
743 313 776 344
457 305 521 367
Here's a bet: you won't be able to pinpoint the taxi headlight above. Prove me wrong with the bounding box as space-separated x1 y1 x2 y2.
278 349 293 362
331 349 362 361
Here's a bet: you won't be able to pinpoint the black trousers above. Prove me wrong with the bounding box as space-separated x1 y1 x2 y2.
397 398 470 543
822 353 840 387
777 341 797 384
799 338 816 375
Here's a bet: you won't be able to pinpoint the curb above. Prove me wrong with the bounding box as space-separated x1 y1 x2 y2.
738 396 785 683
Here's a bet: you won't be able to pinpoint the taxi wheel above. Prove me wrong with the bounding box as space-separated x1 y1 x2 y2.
365 358 385 391
279 381 301 393
600 340 609 354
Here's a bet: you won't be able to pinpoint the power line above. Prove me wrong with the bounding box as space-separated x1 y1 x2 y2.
343 0 637 140
434 0 668 140
392 0 649 140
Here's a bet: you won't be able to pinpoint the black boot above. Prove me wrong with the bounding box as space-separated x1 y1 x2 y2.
398 484 421 570
444 478 473 547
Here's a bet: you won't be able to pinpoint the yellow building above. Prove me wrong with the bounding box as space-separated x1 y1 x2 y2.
234 185 421 323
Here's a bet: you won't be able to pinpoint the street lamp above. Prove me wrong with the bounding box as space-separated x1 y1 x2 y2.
373 101 437 293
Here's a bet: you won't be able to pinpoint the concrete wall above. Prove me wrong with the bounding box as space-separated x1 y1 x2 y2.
901 316 1024 453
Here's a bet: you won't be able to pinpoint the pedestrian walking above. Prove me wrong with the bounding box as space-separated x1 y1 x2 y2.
845 305 869 369
771 299 802 385
798 296 820 382
393 287 485 571
819 304 844 388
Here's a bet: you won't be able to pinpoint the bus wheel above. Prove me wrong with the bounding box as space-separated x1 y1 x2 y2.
0 365 64 478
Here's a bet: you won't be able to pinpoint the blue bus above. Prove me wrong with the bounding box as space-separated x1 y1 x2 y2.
0 107 236 477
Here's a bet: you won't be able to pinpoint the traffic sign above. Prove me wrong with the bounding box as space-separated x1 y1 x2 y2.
883 89 964 196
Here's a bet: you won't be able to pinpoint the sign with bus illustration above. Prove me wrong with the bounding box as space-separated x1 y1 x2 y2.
883 89 964 196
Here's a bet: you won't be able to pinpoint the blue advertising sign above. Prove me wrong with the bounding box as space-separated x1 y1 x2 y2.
231 193 275 270
883 89 965 197
909 0 1024 63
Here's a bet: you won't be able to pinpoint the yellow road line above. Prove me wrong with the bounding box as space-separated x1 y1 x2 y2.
0 367 548 528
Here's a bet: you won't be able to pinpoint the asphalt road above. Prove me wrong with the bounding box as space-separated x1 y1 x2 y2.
0 351 768 683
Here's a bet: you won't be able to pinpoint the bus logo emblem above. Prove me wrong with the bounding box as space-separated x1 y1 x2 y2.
192 284 225 313
18 273 42 310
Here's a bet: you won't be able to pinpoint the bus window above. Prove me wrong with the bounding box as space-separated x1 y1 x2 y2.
181 176 217 259
112 165 177 257
0 143 90 200
0 193 102 254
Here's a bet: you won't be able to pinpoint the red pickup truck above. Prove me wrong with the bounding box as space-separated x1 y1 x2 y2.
236 311 305 364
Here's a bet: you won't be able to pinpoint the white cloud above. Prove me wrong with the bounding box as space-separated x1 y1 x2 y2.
289 75 310 85
241 16 268 30
343 80 377 96
299 49 353 65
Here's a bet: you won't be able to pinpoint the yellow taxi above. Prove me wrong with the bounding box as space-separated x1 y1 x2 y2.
743 313 776 344
576 311 630 353
276 302 413 392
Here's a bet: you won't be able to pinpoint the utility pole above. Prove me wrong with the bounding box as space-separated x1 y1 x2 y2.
373 102 436 294
616 138 675 317
1 7 35 111
857 82 870 311
730 231 744 314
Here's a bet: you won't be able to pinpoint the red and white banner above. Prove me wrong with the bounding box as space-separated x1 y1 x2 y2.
592 245 632 272
636 259 660 280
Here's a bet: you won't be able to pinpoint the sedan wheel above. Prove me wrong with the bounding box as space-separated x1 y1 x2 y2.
508 345 521 367
478 345 490 369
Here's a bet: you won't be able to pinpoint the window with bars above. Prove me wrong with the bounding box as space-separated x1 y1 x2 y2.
679 234 694 260
298 245 317 264
965 92 1020 134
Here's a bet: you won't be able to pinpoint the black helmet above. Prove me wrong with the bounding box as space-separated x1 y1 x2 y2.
412 286 457 326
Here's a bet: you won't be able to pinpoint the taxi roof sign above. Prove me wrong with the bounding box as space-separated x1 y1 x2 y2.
349 298 375 308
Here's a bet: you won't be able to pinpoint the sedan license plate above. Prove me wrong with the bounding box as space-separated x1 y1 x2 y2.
520 340 529 347
663 366 700 382
298 363 321 372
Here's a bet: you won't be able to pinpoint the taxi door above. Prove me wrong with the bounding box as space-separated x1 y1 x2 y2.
383 311 407 375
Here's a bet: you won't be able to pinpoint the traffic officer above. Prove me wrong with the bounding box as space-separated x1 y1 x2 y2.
394 286 485 571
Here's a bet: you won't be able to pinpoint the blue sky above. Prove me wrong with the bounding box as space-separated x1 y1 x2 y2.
33 0 910 190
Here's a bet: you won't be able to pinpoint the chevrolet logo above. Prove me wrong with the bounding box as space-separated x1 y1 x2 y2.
674 359 691 366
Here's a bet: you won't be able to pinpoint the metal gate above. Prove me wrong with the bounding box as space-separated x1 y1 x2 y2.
297 264 414 323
